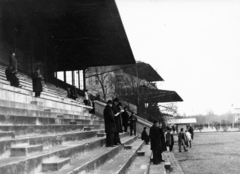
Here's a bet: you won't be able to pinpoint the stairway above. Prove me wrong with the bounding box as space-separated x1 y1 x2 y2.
0 64 170 174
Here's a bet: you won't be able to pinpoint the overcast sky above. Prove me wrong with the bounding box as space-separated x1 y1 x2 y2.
116 0 240 116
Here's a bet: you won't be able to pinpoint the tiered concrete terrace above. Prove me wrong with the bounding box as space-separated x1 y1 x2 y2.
0 64 176 174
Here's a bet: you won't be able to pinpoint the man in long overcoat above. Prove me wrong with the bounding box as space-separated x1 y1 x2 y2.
150 120 161 164
32 67 43 97
104 100 117 147
112 98 123 145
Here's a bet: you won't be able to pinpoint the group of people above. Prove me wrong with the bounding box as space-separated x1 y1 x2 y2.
5 52 44 97
178 126 194 152
103 98 138 147
142 121 194 165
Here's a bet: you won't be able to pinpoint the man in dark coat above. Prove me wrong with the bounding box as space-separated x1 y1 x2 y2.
141 127 149 144
188 125 194 140
104 100 117 147
112 98 123 145
32 67 43 97
121 107 129 132
9 52 18 72
150 120 161 164
129 112 138 136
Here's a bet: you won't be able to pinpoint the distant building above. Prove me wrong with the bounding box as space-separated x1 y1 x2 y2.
167 118 197 133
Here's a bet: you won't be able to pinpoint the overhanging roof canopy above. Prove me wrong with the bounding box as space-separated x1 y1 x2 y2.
118 88 183 104
1 0 135 71
121 62 164 82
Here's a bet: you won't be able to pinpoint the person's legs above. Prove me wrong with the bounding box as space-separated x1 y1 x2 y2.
182 140 188 151
189 140 191 148
179 141 182 152
152 149 160 164
124 126 128 132
130 128 133 136
170 144 173 151
105 133 110 147
134 127 136 136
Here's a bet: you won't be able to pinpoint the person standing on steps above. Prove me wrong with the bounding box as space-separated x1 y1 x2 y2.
32 67 43 97
121 106 129 132
7 52 21 88
112 98 123 145
129 112 138 136
150 120 161 164
103 100 117 147
141 127 149 144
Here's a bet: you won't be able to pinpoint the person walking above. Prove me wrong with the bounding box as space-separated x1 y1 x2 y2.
112 98 123 145
129 112 138 136
150 120 161 164
103 100 117 147
32 67 43 97
178 128 188 152
121 107 129 132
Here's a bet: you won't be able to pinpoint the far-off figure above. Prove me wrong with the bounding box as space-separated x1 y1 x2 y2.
32 67 43 97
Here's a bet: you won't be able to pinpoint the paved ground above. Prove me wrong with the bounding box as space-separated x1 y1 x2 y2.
173 132 240 174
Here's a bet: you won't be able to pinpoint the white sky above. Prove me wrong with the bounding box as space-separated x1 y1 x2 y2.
116 0 240 116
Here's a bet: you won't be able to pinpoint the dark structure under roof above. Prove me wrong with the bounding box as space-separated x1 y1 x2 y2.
118 88 183 104
0 0 135 72
121 62 164 82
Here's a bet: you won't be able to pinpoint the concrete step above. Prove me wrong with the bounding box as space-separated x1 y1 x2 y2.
0 99 90 117
40 135 137 174
0 124 101 136
42 157 71 172
126 144 152 174
149 153 166 174
0 129 104 158
0 73 65 98
0 83 91 114
0 131 15 139
11 144 43 157
97 133 106 137
0 132 129 174
0 107 93 123
89 139 144 174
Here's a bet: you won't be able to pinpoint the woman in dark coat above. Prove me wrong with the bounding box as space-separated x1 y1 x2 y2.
32 67 43 97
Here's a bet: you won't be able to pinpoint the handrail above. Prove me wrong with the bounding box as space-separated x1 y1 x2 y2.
93 100 153 128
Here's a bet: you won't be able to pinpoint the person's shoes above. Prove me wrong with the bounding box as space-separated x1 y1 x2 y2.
184 149 188 152
179 151 182 152
18 85 22 88
160 160 165 162
153 162 159 165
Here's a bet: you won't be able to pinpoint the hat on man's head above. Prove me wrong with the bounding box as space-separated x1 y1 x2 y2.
107 100 113 104
113 98 119 102
153 120 158 124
